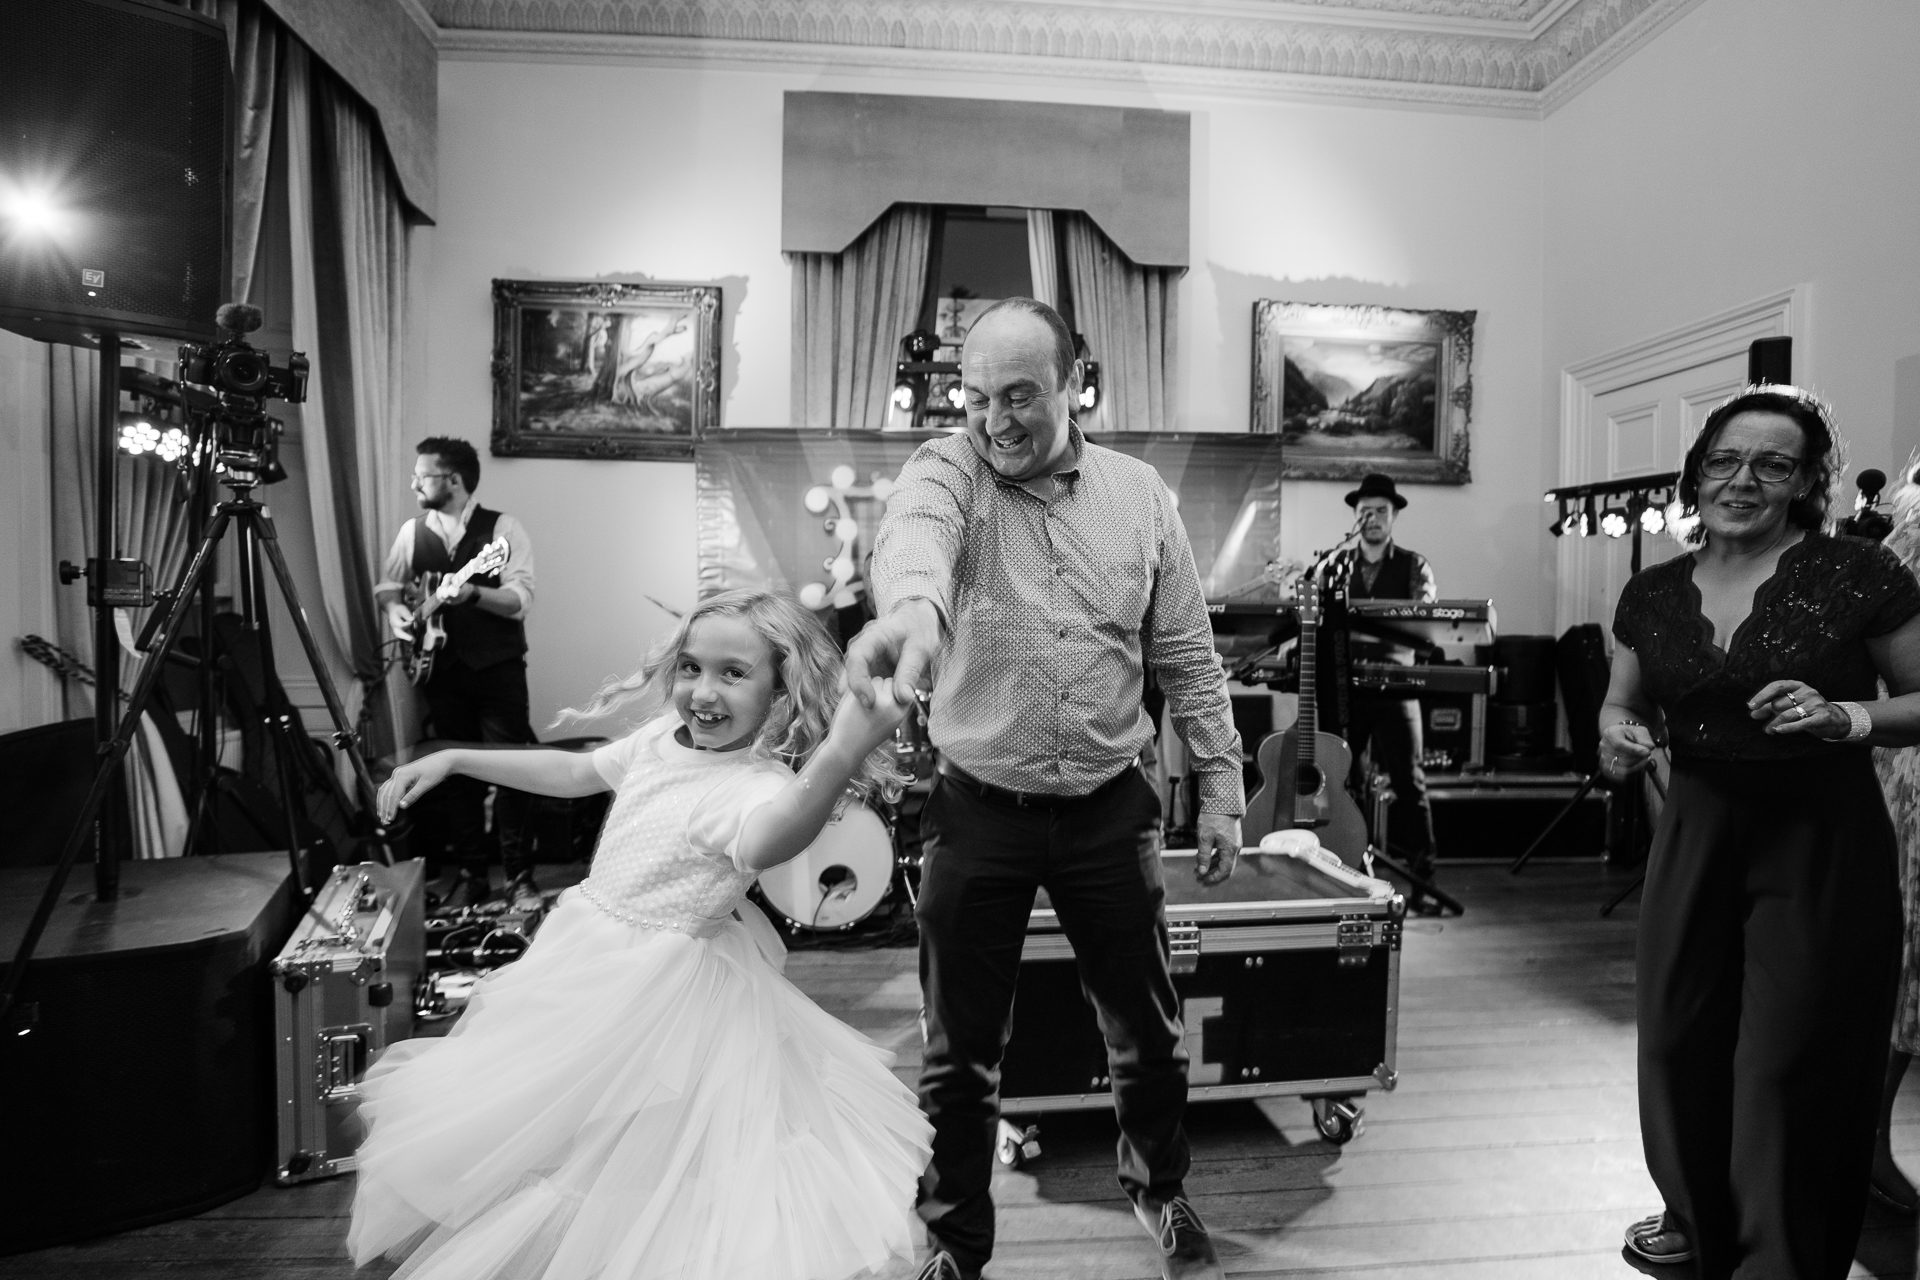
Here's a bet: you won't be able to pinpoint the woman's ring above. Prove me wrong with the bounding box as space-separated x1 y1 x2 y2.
1796 704 1810 720
1789 691 1802 705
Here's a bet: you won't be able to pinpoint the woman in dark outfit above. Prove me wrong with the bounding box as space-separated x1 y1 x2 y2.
1602 385 1920 1279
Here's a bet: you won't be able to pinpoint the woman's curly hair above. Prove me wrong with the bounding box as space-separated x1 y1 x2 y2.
1672 385 1847 547
555 588 907 807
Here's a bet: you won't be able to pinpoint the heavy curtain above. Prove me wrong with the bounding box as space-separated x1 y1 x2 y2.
1061 212 1181 434
48 348 195 858
789 204 934 430
286 40 414 760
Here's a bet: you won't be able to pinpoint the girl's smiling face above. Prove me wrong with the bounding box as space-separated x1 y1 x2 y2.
671 615 778 752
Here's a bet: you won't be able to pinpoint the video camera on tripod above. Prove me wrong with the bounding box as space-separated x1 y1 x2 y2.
127 302 307 484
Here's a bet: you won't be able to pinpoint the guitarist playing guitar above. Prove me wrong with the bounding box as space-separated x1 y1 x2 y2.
376 437 540 910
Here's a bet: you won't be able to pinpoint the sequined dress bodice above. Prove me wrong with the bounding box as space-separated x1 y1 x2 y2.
1612 534 1920 761
575 720 786 936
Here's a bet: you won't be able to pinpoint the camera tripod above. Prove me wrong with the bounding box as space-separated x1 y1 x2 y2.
1 461 396 1027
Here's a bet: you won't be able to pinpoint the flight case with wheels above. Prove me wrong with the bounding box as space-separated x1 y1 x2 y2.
271 859 426 1184
997 845 1402 1149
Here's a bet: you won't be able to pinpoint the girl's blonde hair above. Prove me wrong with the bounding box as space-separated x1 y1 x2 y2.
1881 453 1920 578
557 588 907 806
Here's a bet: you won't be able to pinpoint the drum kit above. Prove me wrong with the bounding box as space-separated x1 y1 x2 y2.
754 696 936 934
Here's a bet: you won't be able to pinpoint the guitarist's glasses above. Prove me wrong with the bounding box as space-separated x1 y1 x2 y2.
409 471 456 488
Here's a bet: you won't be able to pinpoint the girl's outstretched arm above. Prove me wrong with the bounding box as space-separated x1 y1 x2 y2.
735 678 907 873
378 747 609 823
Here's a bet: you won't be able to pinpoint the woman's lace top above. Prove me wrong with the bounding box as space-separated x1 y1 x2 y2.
1612 534 1920 761
576 716 791 936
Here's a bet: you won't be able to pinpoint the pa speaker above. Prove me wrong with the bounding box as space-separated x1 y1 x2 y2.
0 0 230 348
1748 336 1792 387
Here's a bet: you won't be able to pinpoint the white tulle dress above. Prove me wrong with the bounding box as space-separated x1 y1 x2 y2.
348 716 931 1280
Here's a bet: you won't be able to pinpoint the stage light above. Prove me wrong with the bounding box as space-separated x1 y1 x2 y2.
118 415 160 455
1639 505 1665 535
1078 359 1101 413
890 381 916 412
946 383 965 410
1599 506 1629 538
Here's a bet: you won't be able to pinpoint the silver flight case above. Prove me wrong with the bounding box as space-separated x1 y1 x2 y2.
271 859 426 1184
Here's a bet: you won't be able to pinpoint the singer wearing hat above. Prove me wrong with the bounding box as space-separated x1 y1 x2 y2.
1326 473 1443 913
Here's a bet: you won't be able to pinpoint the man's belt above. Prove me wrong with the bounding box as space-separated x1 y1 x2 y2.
936 758 1140 809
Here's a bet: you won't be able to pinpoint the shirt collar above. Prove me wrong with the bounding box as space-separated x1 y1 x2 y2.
424 501 476 542
998 423 1085 502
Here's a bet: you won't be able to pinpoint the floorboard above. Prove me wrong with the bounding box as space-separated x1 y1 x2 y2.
5 862 1917 1278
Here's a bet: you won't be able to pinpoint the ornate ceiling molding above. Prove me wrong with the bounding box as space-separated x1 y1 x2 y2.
428 0 1706 115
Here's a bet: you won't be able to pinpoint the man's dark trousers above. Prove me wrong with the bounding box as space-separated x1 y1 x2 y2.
915 764 1191 1275
1345 693 1437 878
420 656 537 879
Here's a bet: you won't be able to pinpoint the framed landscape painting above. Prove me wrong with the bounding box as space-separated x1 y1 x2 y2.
491 279 721 460
1251 301 1475 484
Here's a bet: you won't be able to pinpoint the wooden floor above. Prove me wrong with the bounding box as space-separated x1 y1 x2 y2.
8 862 1920 1278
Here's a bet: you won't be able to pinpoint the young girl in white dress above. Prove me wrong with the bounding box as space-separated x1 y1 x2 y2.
348 589 931 1280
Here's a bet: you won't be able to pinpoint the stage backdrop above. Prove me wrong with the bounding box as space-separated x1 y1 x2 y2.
694 430 1284 612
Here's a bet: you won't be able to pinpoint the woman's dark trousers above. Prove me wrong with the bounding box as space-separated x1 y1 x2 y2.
1638 753 1900 1278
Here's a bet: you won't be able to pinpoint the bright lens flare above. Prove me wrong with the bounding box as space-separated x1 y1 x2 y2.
0 185 65 237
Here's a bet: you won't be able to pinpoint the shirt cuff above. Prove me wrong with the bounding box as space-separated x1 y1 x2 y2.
501 583 532 619
1195 770 1246 818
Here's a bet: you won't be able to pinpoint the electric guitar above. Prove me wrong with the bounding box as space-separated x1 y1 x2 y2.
1243 579 1370 868
394 538 510 687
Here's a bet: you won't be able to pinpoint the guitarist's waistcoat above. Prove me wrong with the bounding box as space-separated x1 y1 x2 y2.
412 506 527 671
1344 545 1420 601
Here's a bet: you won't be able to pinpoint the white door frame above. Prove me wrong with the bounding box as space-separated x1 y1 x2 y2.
1555 285 1809 634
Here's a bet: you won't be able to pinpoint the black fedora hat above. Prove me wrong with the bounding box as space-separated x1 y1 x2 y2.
1344 473 1407 510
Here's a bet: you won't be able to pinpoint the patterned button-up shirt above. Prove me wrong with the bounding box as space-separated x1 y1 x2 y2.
871 428 1245 815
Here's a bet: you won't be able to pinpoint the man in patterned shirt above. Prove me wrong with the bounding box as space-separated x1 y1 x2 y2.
847 298 1243 1280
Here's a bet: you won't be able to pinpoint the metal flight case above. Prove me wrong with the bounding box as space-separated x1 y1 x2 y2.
999 845 1403 1147
271 859 426 1184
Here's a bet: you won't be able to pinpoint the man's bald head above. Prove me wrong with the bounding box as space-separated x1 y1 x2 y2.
966 297 1076 391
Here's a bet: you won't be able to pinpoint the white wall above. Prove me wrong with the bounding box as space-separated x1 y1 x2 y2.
1543 0 1920 492
430 59 1547 727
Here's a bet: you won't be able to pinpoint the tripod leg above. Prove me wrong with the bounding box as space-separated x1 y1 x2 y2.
1 509 235 1021
250 509 395 863
1370 844 1466 916
1507 772 1602 875
239 529 311 901
1600 870 1647 918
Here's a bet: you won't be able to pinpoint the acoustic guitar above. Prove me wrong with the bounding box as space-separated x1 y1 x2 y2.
392 537 510 686
1243 583 1370 868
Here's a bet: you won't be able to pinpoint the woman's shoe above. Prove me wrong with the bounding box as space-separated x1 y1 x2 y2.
1623 1213 1695 1265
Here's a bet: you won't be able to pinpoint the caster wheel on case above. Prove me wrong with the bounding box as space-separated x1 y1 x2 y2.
995 1119 1042 1168
1311 1096 1363 1145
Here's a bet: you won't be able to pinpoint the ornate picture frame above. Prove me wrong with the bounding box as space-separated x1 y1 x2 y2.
491 279 721 460
1251 301 1475 485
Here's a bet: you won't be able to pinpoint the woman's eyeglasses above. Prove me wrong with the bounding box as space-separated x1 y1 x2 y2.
1699 452 1800 484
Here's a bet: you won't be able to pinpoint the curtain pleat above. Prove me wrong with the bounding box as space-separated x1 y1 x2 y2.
190 0 280 307
287 42 413 761
789 205 933 430
1062 212 1181 434
1025 209 1060 311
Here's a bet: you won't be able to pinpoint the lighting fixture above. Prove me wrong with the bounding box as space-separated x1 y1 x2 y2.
1599 506 1629 539
890 382 916 412
1639 505 1665 535
1078 359 1101 413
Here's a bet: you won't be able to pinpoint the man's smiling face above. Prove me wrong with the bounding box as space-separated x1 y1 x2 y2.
959 309 1079 484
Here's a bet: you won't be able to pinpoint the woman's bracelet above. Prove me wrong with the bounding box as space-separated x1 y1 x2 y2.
1830 701 1873 742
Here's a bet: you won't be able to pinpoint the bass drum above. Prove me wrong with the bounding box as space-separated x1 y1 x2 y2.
756 803 894 930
